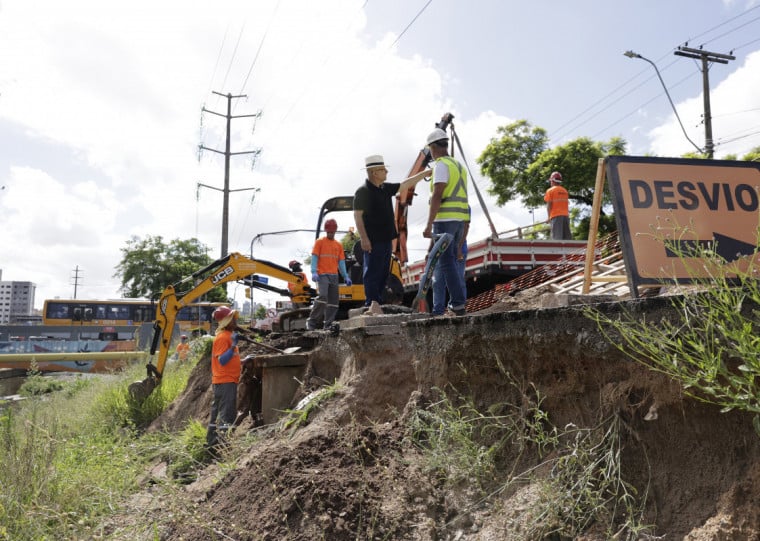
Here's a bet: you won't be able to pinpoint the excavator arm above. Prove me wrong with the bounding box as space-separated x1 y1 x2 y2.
393 112 455 264
128 252 314 401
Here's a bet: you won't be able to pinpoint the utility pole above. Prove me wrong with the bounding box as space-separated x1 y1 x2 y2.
71 265 82 299
674 46 735 159
199 91 262 258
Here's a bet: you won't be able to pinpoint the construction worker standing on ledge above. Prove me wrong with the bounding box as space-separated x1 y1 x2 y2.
206 306 241 451
306 218 352 331
544 171 572 240
423 128 469 317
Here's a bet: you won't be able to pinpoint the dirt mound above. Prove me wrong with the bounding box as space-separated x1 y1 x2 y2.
133 300 760 540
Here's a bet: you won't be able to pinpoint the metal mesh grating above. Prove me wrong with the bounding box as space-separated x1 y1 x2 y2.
466 233 623 313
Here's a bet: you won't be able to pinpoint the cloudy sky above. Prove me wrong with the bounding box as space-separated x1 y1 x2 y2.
2 0 760 310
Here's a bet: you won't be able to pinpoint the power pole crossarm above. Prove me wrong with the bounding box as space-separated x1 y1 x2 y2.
674 46 735 159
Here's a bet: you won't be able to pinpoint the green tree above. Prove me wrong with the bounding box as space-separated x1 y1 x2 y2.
254 304 267 319
479 123 626 238
525 136 626 209
114 235 227 302
478 122 626 211
742 146 760 162
478 120 549 206
680 151 707 159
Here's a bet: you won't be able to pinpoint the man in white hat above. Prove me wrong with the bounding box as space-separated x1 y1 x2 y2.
544 171 572 240
354 155 430 314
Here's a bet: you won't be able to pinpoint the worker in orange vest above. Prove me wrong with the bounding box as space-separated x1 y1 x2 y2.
306 218 352 331
544 171 572 240
288 260 310 308
175 334 190 362
206 306 241 451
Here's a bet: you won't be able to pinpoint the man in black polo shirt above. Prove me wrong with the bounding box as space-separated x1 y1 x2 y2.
353 154 429 314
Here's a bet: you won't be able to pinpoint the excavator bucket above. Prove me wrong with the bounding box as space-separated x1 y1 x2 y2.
128 376 158 402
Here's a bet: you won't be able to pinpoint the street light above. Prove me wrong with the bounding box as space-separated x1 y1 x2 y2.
624 50 704 156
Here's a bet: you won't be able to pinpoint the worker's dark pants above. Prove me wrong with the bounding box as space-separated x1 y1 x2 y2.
307 274 339 329
550 215 572 240
206 382 238 448
362 240 391 306
432 221 466 315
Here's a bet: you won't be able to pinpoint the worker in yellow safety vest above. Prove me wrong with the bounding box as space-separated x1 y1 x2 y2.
422 127 469 317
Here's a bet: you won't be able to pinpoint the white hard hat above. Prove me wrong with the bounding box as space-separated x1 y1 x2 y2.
426 128 448 146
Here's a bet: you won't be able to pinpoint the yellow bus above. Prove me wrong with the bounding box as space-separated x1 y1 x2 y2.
42 299 228 334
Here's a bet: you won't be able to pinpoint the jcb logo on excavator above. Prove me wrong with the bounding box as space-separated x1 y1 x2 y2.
212 266 234 284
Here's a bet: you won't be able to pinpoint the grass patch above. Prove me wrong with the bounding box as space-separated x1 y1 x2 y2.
408 380 558 491
586 225 760 431
281 380 342 433
524 416 652 540
0 350 202 540
408 380 652 538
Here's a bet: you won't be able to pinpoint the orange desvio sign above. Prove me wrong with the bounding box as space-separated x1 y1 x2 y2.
606 155 760 286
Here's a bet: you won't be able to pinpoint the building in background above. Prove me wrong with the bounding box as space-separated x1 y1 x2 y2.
0 273 36 324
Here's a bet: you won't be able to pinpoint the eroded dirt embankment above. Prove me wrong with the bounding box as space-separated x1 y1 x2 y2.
149 298 760 540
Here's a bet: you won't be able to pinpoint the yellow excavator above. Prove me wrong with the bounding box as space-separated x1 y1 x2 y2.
128 252 316 402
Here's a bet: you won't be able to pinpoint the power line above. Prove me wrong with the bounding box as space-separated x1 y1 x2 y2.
388 0 434 48
713 107 760 118
551 56 683 142
237 0 282 96
730 35 760 53
205 25 228 100
314 0 436 129
683 4 760 46
673 46 736 158
219 23 247 98
551 5 759 147
698 12 760 49
589 70 697 141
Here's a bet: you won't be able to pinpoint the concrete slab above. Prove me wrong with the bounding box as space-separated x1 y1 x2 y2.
539 293 618 309
340 312 429 330
252 353 310 424
254 352 309 369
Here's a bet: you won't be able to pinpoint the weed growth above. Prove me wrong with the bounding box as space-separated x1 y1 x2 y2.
409 380 652 538
525 416 651 539
282 380 342 433
408 379 558 491
586 224 760 430
0 353 199 539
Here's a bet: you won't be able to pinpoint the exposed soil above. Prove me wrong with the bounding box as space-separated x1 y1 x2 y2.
107 295 760 540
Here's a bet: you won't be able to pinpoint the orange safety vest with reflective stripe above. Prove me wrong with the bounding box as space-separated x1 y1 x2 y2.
287 271 308 293
430 156 469 221
544 185 569 219
312 237 345 275
211 330 240 384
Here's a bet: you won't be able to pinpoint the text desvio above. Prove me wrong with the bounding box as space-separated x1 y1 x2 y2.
629 179 759 211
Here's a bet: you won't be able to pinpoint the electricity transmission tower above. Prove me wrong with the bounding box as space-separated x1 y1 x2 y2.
199 91 262 258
